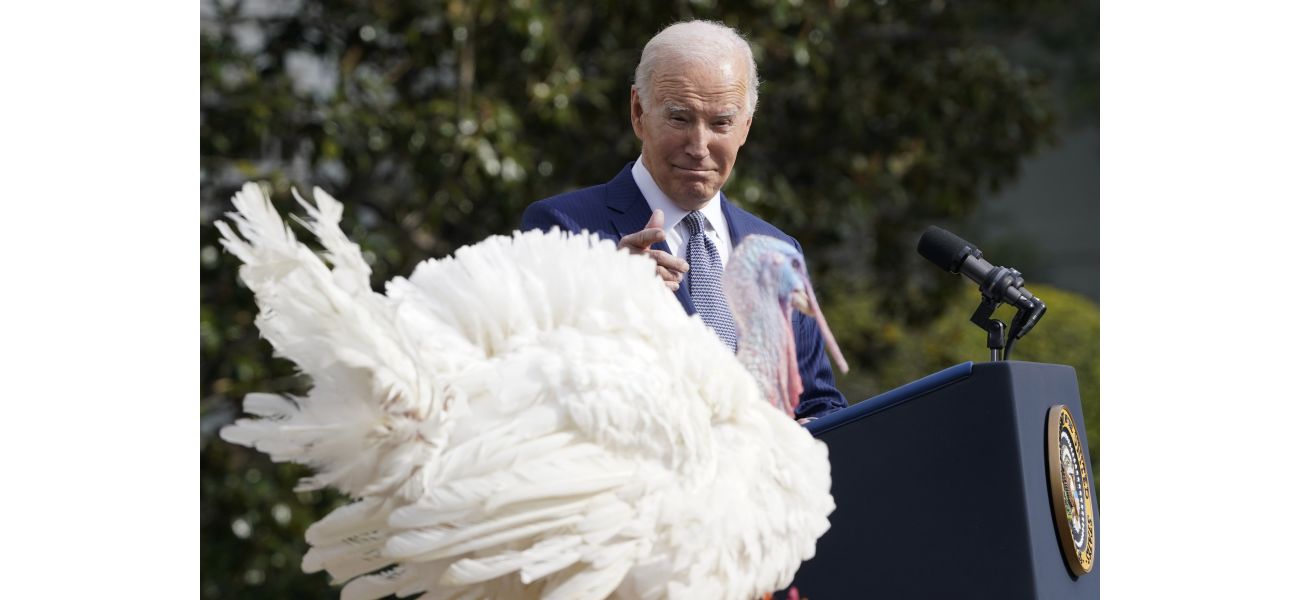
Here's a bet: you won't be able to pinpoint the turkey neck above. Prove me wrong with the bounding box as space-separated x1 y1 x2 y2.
733 293 802 418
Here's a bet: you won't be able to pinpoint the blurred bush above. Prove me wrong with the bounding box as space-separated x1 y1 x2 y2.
200 434 345 597
827 284 1100 480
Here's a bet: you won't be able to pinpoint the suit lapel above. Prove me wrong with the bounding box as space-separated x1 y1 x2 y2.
719 194 752 248
604 163 695 314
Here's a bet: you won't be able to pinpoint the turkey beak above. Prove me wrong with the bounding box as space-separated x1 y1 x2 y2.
791 283 849 374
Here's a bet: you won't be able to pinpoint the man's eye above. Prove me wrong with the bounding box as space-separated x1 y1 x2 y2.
670 115 687 123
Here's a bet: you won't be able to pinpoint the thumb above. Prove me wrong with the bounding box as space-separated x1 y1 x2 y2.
645 209 665 230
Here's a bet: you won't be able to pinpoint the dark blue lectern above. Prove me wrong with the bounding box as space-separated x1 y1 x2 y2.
793 361 1099 598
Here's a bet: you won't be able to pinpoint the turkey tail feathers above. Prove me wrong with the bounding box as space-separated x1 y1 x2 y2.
217 182 438 499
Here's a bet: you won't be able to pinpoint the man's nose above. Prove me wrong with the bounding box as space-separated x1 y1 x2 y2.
683 124 709 160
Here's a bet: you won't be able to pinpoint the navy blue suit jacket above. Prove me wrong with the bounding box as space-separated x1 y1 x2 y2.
520 163 847 419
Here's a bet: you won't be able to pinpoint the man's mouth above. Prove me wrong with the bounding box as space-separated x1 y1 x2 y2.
676 167 717 181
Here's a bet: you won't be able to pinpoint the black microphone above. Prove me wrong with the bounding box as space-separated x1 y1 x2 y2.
917 226 1040 311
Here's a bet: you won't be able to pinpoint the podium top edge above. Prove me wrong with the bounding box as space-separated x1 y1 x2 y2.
807 362 974 437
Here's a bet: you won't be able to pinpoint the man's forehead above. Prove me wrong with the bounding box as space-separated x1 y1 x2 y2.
652 78 748 114
646 55 750 113
650 57 748 90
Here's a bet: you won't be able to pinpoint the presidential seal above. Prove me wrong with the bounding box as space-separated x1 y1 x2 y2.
1046 405 1095 576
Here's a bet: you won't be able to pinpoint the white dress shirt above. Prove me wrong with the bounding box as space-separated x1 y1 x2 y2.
631 156 732 266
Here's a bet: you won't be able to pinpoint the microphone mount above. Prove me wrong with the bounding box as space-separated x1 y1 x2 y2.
969 289 1046 362
970 296 1008 362
917 226 1047 361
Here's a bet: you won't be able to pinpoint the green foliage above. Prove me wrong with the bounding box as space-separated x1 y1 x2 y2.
201 1 1096 597
828 284 1100 480
200 433 347 598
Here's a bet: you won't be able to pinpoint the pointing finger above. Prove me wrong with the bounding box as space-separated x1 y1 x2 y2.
645 209 665 231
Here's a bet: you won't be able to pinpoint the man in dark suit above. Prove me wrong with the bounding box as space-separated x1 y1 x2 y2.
521 20 846 420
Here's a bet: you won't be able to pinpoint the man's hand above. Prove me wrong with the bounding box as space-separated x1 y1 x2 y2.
618 209 689 291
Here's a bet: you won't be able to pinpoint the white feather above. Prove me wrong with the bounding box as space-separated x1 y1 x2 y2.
218 182 834 599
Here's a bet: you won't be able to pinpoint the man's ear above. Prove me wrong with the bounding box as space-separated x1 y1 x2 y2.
630 87 646 140
737 112 754 147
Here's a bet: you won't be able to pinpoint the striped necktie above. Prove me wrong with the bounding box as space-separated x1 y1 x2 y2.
683 211 738 352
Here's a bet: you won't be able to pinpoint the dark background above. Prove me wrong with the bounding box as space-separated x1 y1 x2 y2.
199 1 1098 596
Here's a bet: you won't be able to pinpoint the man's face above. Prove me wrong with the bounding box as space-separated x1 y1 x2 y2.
631 56 753 211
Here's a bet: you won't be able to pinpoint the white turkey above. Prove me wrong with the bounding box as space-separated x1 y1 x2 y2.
217 182 847 600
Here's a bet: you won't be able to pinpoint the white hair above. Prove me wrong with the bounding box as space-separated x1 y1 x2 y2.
633 20 760 116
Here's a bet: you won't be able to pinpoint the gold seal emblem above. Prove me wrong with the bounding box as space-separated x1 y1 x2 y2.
1046 405 1095 576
